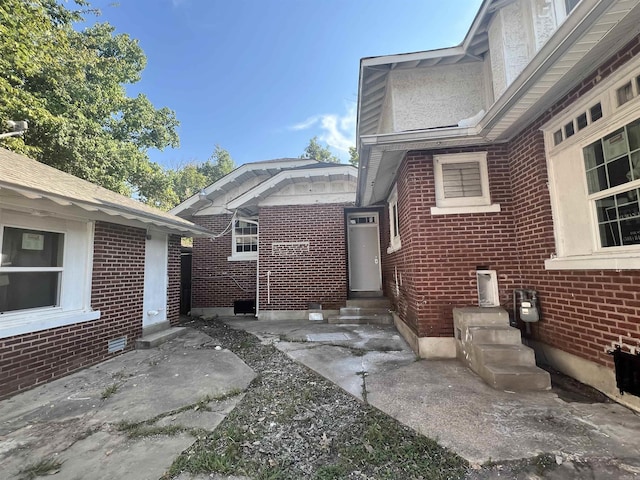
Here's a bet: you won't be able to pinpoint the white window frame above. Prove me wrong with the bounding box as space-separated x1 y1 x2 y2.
430 152 501 215
228 217 258 261
387 183 401 253
543 61 640 270
0 211 99 338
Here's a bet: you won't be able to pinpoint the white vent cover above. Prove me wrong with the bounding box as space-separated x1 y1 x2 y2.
108 336 127 353
477 270 499 307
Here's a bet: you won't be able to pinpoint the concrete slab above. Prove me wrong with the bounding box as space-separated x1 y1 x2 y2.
225 318 640 469
0 329 256 480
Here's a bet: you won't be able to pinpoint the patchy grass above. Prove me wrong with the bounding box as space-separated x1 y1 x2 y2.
17 458 63 480
116 390 243 439
101 383 118 399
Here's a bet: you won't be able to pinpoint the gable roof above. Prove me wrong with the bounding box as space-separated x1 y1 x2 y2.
356 0 640 206
170 158 319 217
227 164 357 213
0 148 212 237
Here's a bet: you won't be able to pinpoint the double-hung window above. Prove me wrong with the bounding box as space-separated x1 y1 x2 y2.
230 218 258 260
0 227 64 312
584 119 640 248
431 152 500 215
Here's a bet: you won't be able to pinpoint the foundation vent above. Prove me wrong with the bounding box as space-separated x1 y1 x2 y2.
108 336 127 353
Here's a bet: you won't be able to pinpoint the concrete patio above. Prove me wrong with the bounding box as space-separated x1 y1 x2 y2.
225 317 640 472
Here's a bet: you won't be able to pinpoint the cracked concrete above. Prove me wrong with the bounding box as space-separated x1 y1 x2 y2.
0 329 255 480
225 317 640 473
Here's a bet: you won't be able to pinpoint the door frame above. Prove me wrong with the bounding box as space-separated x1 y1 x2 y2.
346 209 383 293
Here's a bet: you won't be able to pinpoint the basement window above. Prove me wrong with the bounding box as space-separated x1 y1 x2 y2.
431 152 500 215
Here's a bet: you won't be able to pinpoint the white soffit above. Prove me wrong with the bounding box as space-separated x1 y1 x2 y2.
0 184 213 237
227 166 358 210
169 158 318 216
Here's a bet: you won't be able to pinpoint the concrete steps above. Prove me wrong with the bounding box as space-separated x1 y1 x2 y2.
328 298 392 325
454 307 550 391
135 327 186 349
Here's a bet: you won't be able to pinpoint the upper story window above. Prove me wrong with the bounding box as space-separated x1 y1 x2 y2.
387 184 401 253
430 152 501 215
564 0 580 14
230 218 258 260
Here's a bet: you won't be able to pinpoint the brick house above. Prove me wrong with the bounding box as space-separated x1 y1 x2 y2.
0 148 211 398
356 0 640 409
170 159 359 319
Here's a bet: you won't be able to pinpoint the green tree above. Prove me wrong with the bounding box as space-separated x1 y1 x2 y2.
348 145 359 166
0 0 179 201
300 136 340 163
197 145 235 182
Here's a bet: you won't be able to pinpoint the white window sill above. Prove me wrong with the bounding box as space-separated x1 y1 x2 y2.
227 254 257 262
387 240 402 254
430 204 501 215
0 309 101 339
545 252 640 270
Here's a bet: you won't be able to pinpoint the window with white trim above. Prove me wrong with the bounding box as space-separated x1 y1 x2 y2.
0 211 98 338
431 152 500 215
387 184 401 253
230 218 258 260
543 63 640 270
583 119 640 247
0 227 63 312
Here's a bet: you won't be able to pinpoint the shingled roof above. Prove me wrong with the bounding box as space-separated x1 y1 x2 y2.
0 147 212 237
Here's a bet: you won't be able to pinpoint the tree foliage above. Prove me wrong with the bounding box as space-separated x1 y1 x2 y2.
348 146 359 166
0 0 179 199
300 136 340 163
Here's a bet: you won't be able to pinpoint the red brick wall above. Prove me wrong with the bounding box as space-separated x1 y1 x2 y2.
258 204 349 311
506 35 640 369
167 234 181 326
382 147 520 338
192 215 257 308
0 222 146 399
385 34 640 370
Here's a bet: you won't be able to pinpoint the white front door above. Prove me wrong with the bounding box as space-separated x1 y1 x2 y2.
347 212 382 292
142 233 168 328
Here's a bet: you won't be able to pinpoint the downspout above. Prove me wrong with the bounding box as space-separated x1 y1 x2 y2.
255 221 260 318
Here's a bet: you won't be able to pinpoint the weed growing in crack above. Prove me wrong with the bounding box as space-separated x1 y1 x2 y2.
101 383 118 399
17 458 63 480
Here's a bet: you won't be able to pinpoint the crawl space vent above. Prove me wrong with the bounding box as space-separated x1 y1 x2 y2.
108 336 127 353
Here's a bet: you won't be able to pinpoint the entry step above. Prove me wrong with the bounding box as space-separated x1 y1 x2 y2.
136 327 186 349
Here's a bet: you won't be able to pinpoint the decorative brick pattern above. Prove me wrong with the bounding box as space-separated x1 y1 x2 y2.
258 204 349 311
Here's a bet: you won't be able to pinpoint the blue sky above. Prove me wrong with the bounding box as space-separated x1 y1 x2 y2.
85 0 483 168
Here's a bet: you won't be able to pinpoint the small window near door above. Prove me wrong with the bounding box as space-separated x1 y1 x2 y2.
387 183 401 253
0 226 64 312
230 218 258 260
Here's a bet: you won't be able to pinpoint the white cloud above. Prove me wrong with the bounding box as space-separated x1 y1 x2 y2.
291 104 356 155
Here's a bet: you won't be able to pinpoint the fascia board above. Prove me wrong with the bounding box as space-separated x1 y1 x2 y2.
169 159 317 215
227 166 357 210
0 183 213 237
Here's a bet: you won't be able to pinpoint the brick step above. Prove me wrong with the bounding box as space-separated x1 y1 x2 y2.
474 343 536 366
327 314 393 325
467 325 522 345
346 298 390 309
479 364 551 391
135 327 186 349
